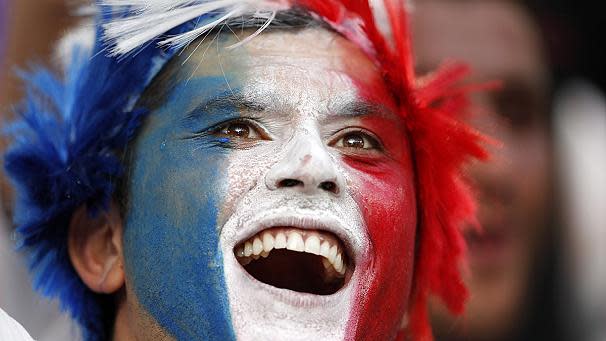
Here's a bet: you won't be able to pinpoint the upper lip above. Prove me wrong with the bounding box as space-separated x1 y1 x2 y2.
229 210 365 267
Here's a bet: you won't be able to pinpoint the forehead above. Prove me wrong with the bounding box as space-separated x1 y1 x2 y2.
412 1 545 82
168 27 390 108
186 27 378 75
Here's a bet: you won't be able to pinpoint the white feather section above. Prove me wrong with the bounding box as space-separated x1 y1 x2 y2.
158 6 245 50
226 9 276 50
99 0 291 56
101 0 202 13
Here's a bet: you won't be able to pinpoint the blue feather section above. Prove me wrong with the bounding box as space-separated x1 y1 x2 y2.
3 13 201 341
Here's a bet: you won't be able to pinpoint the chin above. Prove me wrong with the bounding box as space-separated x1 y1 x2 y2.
220 193 368 340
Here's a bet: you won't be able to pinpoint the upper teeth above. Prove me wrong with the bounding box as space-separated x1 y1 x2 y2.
235 228 347 276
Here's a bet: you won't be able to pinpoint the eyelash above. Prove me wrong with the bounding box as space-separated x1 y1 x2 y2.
210 118 271 140
328 128 384 152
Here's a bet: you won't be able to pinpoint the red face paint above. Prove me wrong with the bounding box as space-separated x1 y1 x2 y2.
341 79 417 339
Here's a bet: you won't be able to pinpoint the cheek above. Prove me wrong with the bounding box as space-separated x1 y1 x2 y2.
354 162 416 267
122 116 236 340
343 137 417 339
217 148 278 226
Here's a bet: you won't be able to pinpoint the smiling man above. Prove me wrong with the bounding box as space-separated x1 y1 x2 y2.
111 25 416 340
3 1 486 340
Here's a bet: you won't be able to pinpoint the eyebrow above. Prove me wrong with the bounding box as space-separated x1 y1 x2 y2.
332 100 395 119
183 92 266 123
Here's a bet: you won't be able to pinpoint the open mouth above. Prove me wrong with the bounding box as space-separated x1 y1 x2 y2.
234 227 351 295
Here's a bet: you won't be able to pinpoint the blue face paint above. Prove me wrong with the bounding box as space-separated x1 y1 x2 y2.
122 76 241 340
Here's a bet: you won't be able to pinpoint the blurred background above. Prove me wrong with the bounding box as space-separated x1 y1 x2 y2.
412 1 605 340
0 1 604 340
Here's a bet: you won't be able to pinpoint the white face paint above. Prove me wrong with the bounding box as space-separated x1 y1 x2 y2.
214 29 368 340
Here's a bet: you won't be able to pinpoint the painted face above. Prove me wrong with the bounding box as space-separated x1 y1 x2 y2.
123 27 416 340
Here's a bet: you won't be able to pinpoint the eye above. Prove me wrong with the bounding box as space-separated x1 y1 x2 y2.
330 129 382 151
214 119 267 140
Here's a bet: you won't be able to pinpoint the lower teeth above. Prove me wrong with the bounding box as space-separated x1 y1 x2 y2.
237 249 346 295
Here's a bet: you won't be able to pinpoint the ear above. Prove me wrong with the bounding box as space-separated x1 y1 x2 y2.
68 201 125 294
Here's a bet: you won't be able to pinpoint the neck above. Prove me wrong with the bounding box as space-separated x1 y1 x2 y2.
112 297 133 341
111 287 174 341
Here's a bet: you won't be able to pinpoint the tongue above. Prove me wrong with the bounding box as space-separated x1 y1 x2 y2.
244 249 343 295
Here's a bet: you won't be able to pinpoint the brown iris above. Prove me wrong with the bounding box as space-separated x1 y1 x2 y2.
223 123 251 138
343 133 366 149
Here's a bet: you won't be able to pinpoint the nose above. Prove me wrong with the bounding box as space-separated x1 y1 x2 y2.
265 134 344 196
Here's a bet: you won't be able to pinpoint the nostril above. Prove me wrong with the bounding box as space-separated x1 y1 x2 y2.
278 179 304 188
319 181 338 194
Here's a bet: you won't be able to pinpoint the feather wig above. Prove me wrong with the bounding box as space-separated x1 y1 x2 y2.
3 1 487 340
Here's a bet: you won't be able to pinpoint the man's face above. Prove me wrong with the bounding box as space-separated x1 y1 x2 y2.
122 27 416 340
413 1 551 339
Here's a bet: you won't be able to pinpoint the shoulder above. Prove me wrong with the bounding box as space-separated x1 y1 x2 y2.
0 308 35 341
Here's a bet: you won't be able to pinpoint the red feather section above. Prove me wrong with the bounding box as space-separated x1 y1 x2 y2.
407 64 489 340
297 0 489 339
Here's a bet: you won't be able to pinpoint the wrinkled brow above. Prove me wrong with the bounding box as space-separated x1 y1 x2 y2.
183 91 398 123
